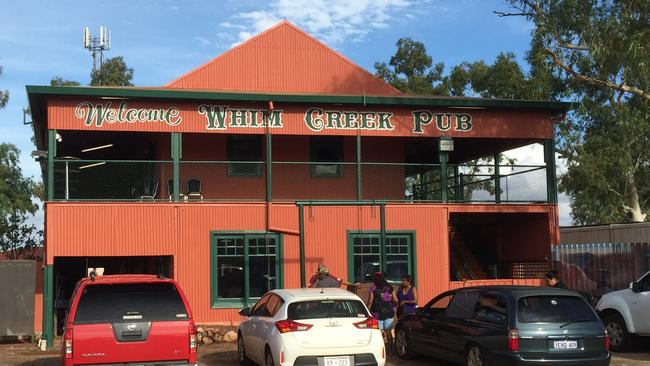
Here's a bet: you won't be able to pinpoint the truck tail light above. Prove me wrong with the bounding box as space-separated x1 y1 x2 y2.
189 320 197 353
507 328 519 352
354 317 379 329
275 319 313 333
604 330 610 352
63 327 73 359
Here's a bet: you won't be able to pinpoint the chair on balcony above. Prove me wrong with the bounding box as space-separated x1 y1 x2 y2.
139 180 159 201
186 178 203 201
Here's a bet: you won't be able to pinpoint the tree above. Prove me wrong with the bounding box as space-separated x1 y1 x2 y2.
90 56 134 86
0 143 41 258
50 77 80 87
0 65 8 109
499 0 650 223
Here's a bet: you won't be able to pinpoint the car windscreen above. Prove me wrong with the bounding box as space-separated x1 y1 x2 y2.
288 299 369 320
517 295 598 323
73 283 188 324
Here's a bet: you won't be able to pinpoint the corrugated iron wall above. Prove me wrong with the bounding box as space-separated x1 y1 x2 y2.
47 203 556 324
552 242 650 296
560 222 650 244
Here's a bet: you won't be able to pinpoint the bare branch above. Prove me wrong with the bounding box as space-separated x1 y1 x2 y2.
545 48 650 101
558 42 590 51
493 10 535 17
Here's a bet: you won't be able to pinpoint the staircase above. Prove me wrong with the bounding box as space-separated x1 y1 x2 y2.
449 227 487 281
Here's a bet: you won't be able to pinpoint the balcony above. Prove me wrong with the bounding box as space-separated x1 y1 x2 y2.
46 131 555 204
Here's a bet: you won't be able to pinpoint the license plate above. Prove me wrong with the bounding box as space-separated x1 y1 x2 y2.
324 356 351 366
553 340 578 349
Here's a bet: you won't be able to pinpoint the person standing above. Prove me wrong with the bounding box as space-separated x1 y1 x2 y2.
367 272 398 355
545 270 568 289
396 274 418 317
308 264 357 288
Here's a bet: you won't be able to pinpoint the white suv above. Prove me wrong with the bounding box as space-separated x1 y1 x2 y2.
237 288 385 366
596 270 650 351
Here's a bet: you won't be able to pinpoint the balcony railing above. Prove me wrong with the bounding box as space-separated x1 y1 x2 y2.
50 159 551 203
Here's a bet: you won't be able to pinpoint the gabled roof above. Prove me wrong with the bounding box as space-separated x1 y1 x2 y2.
166 20 402 96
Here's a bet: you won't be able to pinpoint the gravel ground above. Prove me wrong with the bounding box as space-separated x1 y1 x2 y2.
1 338 649 366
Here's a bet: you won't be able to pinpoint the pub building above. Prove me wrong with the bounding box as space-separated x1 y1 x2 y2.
27 21 567 343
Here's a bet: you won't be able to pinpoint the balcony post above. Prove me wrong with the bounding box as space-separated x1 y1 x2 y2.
544 139 558 204
171 133 181 202
494 153 501 204
439 151 448 203
356 135 362 200
266 133 272 202
298 204 306 287
47 130 56 201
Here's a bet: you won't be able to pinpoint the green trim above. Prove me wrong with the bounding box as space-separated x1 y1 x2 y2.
43 265 54 348
346 230 417 285
356 135 362 200
26 85 572 110
439 151 449 203
494 153 501 204
543 139 558 204
47 130 56 201
171 133 181 201
209 231 283 309
298 205 306 287
266 134 272 202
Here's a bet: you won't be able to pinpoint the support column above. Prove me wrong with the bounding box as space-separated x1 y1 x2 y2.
298 205 306 287
380 204 386 272
356 135 362 201
544 139 558 204
494 153 501 204
171 133 181 202
439 151 449 203
42 265 54 348
47 130 56 201
266 133 272 202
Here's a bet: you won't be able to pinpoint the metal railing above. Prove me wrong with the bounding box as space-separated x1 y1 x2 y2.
51 159 551 203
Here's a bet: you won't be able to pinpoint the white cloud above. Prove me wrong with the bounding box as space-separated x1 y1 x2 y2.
194 36 211 45
225 0 419 46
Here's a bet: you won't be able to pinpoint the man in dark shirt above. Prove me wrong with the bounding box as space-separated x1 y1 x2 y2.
545 270 568 289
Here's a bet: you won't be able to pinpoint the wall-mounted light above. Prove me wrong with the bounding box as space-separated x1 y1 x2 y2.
31 150 48 158
439 136 454 152
81 144 113 153
56 133 63 142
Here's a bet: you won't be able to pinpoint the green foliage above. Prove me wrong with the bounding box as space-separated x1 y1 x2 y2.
0 143 41 258
50 77 81 87
90 56 134 86
0 65 8 109
504 0 650 223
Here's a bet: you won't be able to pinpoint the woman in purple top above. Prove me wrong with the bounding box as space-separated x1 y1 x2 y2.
396 274 418 316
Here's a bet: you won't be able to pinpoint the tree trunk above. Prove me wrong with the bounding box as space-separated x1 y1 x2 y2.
623 174 647 222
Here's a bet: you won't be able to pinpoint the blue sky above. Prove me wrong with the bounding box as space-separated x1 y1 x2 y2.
0 0 571 224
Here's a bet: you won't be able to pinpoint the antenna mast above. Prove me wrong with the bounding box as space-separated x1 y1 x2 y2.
83 26 112 84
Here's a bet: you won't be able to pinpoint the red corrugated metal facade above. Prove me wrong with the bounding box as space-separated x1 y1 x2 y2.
36 20 562 327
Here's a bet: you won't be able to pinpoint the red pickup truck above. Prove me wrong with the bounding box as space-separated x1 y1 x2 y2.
61 274 198 366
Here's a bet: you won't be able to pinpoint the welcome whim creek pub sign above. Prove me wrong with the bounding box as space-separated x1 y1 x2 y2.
71 100 476 136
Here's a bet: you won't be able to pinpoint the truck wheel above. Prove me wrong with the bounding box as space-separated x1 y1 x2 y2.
604 314 632 351
395 327 416 359
237 333 253 366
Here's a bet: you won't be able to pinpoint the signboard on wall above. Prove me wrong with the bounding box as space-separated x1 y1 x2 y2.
49 98 554 139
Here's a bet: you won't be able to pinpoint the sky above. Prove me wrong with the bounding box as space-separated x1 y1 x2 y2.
0 0 572 225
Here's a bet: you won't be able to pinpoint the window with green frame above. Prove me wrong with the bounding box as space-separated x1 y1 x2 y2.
210 232 283 308
347 231 416 284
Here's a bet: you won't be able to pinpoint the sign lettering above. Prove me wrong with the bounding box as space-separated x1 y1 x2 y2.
74 101 182 128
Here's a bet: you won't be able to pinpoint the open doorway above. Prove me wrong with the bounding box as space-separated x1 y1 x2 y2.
53 255 173 335
449 213 552 281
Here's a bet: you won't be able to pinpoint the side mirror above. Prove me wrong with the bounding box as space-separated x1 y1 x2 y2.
631 282 641 293
239 307 251 317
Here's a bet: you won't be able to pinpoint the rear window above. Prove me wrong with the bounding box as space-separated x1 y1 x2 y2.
288 300 369 320
74 283 188 324
517 296 598 323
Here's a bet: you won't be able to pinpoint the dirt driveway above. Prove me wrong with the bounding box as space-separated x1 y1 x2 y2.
2 340 649 366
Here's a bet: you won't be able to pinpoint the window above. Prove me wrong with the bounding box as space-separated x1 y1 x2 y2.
210 232 283 308
639 274 650 292
423 293 454 316
445 291 479 319
74 283 187 324
348 232 415 284
517 296 598 323
227 135 263 176
288 300 369 320
310 136 344 177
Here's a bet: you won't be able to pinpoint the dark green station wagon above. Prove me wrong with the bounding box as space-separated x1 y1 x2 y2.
395 286 610 366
